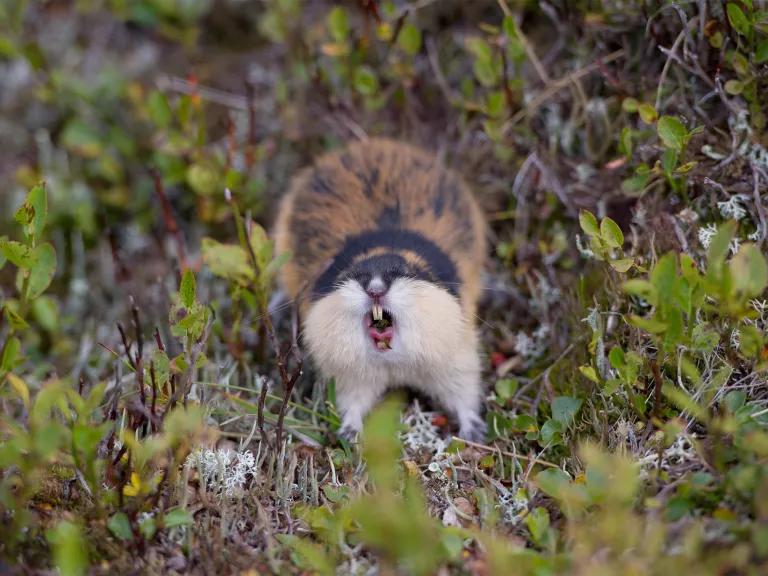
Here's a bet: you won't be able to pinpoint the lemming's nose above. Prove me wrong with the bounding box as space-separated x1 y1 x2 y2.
366 277 387 299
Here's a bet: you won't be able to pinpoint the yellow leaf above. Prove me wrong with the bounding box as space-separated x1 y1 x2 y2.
320 42 348 57
123 472 141 497
6 373 30 409
403 460 420 477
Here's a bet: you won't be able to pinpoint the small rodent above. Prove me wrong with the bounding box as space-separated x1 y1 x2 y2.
274 138 487 441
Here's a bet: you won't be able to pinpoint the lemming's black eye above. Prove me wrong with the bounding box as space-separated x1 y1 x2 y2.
349 270 372 288
382 265 406 285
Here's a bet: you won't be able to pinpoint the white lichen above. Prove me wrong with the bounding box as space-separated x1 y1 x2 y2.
717 195 748 220
637 435 699 479
513 324 550 360
697 223 718 249
185 448 258 497
575 234 595 258
401 402 448 457
496 483 530 526
730 329 741 350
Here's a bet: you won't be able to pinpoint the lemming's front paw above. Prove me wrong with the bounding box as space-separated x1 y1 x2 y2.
458 416 487 443
337 422 361 443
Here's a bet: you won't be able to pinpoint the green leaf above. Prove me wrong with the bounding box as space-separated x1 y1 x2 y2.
327 6 349 43
675 161 698 174
6 373 30 409
277 534 336 576
638 103 658 124
466 37 493 62
740 325 764 357
201 238 254 284
725 79 744 95
1 337 21 372
661 148 678 174
525 507 551 545
680 253 701 284
579 365 598 383
509 414 538 433
147 90 173 128
353 66 379 96
692 323 719 353
72 423 104 459
579 209 600 236
665 496 694 522
650 253 677 297
186 163 220 196
619 126 633 158
473 58 497 87
535 468 571 498
502 15 518 40
622 97 639 113
362 397 404 491
725 390 747 413
731 243 768 297
663 383 706 420
397 23 421 56
47 521 88 576
179 269 196 308
630 315 668 334
657 115 688 152
609 258 634 273
108 512 133 541
731 50 750 75
600 217 624 248
552 396 582 426
14 183 47 240
0 239 35 269
540 419 563 446
608 347 626 370
264 250 292 282
707 221 737 271
756 40 768 64
727 3 751 36
440 529 465 561
23 243 57 299
139 516 156 540
61 120 103 158
322 484 351 504
32 295 59 332
622 279 658 305
5 305 28 330
163 507 193 529
494 378 518 401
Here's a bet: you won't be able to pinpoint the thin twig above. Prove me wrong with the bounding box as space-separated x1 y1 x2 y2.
150 169 188 274
453 437 560 469
244 80 257 170
501 49 625 135
655 27 687 110
426 38 459 106
752 164 768 245
497 0 550 85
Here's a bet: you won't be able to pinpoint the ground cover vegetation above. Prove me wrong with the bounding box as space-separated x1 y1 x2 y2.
2 0 768 574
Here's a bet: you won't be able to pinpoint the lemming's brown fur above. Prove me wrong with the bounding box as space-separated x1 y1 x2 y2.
274 138 486 318
274 138 488 440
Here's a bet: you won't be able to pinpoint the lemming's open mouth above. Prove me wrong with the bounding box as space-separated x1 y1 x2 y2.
365 303 394 351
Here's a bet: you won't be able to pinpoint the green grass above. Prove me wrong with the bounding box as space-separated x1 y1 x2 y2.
2 1 768 574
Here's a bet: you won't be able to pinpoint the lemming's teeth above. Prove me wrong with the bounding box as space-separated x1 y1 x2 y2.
373 304 383 322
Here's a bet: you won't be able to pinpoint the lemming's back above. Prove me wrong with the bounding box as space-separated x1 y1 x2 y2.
274 138 486 316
